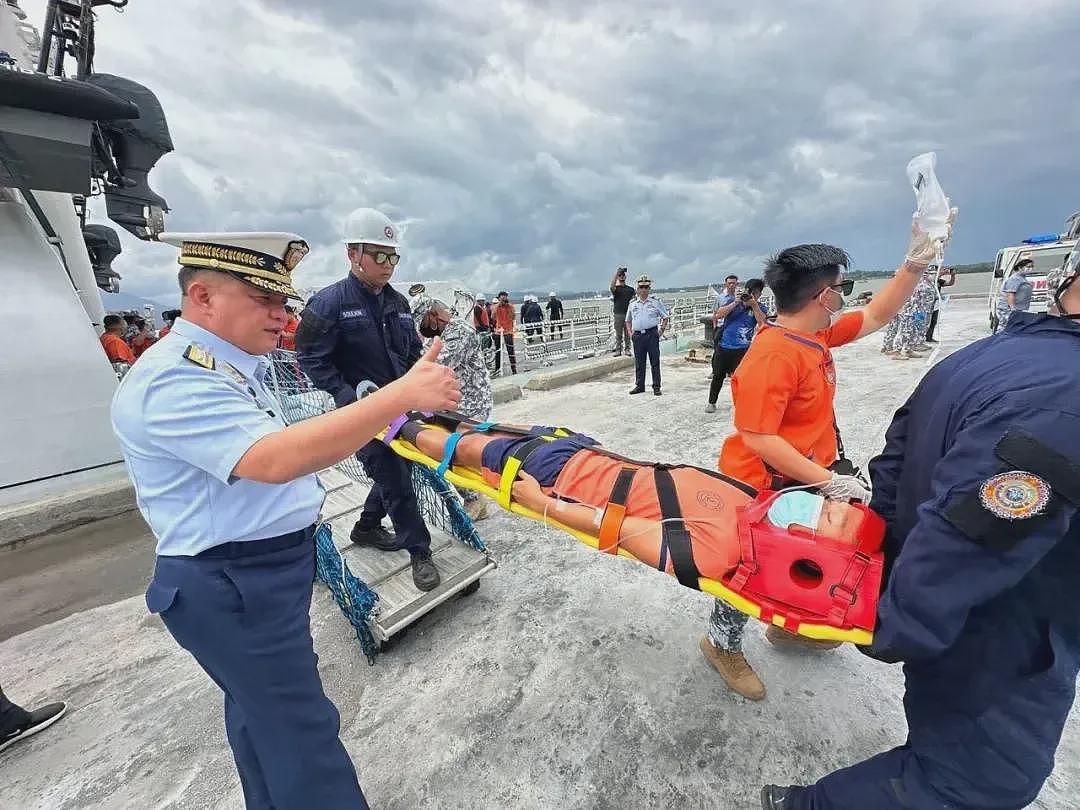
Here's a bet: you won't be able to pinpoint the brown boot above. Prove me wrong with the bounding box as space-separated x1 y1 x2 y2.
699 637 766 701
765 624 842 651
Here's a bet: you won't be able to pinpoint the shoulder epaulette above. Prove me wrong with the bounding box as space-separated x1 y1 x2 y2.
183 344 216 369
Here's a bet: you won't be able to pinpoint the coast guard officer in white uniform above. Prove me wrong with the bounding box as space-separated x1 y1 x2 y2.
111 232 460 809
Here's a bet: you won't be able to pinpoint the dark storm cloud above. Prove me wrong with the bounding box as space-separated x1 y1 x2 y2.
75 0 1080 300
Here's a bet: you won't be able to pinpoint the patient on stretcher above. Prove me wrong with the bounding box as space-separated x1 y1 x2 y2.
402 421 866 582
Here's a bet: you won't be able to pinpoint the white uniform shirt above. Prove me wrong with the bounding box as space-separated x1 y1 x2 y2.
111 318 324 556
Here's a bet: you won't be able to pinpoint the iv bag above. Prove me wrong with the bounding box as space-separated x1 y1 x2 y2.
906 152 951 240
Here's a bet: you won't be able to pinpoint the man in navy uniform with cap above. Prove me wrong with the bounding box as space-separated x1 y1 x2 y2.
762 246 1080 808
111 231 460 809
296 207 441 591
625 274 670 396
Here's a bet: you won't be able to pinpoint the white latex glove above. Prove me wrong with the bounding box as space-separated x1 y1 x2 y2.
906 207 958 267
819 472 871 503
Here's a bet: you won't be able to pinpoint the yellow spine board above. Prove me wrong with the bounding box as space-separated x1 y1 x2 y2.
384 429 873 646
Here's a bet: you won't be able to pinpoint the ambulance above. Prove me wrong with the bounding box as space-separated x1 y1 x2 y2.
987 232 1078 332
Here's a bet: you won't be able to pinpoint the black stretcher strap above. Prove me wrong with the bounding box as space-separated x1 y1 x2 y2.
654 467 701 590
610 467 637 504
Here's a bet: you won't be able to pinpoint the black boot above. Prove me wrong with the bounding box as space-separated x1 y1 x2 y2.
349 522 399 551
760 785 799 809
0 689 67 753
411 552 441 591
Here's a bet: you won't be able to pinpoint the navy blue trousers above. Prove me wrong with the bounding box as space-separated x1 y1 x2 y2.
632 327 661 391
146 534 368 809
790 665 1074 809
356 440 432 555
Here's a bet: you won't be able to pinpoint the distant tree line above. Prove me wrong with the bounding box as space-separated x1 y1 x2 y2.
552 261 994 300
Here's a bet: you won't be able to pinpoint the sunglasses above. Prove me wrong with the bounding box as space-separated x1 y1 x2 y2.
363 248 400 267
823 279 854 296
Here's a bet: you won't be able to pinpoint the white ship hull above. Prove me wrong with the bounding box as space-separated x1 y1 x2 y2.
0 5 123 501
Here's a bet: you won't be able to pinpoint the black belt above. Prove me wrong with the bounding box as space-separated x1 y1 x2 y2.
194 525 315 560
633 326 658 334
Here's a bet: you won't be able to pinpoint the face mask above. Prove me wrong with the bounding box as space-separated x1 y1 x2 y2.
767 491 825 532
819 288 844 324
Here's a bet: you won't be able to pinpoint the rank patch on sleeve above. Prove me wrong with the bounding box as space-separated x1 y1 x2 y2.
183 344 216 370
978 471 1051 520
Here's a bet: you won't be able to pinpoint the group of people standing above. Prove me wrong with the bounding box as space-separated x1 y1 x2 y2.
471 290 566 374
98 310 169 368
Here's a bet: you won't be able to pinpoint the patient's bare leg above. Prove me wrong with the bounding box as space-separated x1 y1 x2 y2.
411 427 494 469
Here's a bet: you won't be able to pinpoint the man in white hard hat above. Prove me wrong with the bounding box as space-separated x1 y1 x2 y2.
112 231 460 808
296 208 441 591
545 290 565 340
471 292 494 359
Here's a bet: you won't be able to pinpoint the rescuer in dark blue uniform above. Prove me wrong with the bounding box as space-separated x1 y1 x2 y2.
296 207 440 591
763 244 1080 809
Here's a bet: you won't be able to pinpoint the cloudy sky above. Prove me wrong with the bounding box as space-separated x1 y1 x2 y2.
24 0 1080 304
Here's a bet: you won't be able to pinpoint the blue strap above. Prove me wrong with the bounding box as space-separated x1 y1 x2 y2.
472 422 496 432
435 432 466 478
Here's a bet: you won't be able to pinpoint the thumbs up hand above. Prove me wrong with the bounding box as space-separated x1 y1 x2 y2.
398 338 461 411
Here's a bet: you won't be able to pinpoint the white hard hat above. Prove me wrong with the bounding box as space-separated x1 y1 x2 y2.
475 293 486 300
549 291 556 297
342 207 400 248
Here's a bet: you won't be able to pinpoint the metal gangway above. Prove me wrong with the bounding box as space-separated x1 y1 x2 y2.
265 353 497 663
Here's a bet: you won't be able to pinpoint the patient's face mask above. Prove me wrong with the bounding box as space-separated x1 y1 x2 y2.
767 491 826 533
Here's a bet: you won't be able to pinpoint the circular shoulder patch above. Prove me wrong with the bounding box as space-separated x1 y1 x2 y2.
979 471 1051 520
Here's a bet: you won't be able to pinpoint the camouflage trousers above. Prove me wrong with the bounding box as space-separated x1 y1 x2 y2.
707 599 750 652
894 314 926 352
881 316 900 351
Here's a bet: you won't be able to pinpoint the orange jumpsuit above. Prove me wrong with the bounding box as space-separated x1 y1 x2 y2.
100 332 136 365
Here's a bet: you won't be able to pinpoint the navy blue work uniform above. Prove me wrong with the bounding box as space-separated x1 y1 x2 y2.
792 312 1080 809
112 318 367 810
625 296 669 392
296 274 431 555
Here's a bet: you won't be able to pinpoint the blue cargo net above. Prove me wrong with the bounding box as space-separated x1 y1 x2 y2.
264 350 486 663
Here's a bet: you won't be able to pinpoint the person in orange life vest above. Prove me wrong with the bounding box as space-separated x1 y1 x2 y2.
279 305 299 351
130 317 158 358
399 420 869 580
472 293 491 333
101 314 137 365
492 291 517 375
702 210 958 702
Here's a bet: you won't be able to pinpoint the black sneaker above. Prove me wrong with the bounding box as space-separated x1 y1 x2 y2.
0 701 67 753
349 523 399 551
760 785 798 809
653 389 662 396
628 387 645 395
411 552 441 591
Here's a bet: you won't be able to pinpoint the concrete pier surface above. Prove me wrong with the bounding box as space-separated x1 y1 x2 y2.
1 300 1076 809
